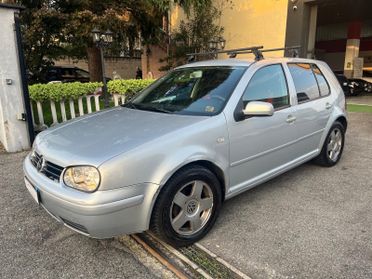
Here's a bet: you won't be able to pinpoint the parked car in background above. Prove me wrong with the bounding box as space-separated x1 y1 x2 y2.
348 78 372 94
45 66 112 83
24 54 347 246
334 73 351 96
46 66 91 83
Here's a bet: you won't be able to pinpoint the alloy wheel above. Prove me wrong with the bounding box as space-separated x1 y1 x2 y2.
327 127 343 162
170 180 214 236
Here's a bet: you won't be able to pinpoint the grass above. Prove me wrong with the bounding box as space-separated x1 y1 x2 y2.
347 103 372 113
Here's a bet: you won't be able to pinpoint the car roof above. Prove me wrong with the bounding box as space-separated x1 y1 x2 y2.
176 57 326 69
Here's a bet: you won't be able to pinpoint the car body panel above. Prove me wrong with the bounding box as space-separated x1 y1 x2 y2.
35 107 211 167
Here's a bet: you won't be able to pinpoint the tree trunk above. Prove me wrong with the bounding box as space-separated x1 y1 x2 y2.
87 47 103 82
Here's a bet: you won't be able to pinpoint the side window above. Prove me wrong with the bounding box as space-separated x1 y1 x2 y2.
242 64 289 109
288 63 320 103
312 64 330 97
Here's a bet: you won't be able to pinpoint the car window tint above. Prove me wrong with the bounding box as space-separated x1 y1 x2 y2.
312 64 330 97
288 63 320 103
242 64 289 109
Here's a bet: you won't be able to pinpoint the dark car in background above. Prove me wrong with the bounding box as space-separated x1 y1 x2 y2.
334 73 351 96
46 66 91 83
348 78 372 94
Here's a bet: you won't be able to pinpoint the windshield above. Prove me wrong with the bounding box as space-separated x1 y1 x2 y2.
126 66 246 116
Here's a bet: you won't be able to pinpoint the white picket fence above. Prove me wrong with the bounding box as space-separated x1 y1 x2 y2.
31 93 126 130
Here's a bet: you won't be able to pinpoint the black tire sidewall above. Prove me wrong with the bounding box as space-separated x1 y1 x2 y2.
321 122 345 166
152 166 222 246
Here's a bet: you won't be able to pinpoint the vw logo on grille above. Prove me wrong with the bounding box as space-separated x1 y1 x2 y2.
36 156 46 172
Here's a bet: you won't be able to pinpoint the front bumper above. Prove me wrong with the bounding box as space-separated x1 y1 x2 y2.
23 155 159 238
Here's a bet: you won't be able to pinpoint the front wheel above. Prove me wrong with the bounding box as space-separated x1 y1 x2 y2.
150 166 222 247
314 121 345 167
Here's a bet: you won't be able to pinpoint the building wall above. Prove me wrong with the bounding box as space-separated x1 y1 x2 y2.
0 6 30 152
141 45 168 79
219 0 289 58
55 57 141 80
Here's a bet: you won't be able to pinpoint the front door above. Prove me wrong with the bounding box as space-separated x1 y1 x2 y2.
228 64 301 195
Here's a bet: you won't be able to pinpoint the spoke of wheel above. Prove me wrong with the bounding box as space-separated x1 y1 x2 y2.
172 211 188 231
173 191 188 207
190 217 202 231
327 141 333 152
199 197 213 211
192 181 204 198
329 150 334 160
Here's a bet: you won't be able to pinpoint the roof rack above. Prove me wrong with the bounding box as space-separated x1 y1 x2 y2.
186 45 301 62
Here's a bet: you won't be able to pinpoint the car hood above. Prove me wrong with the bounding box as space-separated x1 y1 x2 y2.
36 107 208 167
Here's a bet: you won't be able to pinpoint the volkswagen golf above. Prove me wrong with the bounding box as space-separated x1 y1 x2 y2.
24 48 347 246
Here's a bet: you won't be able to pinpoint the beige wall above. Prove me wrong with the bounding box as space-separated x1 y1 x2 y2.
219 0 289 58
170 0 289 59
55 57 141 79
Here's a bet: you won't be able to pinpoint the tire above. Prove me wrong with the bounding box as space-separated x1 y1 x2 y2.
314 121 345 167
150 165 222 247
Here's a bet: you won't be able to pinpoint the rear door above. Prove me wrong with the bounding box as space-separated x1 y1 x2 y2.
285 62 333 155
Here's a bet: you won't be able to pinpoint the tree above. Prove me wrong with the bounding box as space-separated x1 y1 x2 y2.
19 0 165 83
18 0 221 83
159 0 230 71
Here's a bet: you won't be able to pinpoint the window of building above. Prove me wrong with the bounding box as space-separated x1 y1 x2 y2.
312 64 330 97
288 63 320 103
242 64 289 109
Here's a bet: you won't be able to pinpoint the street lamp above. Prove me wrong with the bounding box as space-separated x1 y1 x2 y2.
208 37 226 58
91 28 114 108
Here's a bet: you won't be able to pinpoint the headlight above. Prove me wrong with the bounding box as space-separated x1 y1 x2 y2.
63 166 100 192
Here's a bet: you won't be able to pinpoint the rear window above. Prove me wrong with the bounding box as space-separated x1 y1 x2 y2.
288 63 331 103
312 64 330 97
288 63 319 103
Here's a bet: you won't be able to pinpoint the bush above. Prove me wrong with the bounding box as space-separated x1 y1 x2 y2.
28 79 155 102
107 79 155 99
28 82 103 102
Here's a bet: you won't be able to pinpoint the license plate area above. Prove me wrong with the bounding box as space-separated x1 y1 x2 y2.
25 177 39 204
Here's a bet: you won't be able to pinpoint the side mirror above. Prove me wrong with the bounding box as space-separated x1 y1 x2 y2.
243 101 274 117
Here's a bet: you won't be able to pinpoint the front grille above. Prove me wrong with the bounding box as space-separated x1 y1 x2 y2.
60 217 89 235
30 151 64 182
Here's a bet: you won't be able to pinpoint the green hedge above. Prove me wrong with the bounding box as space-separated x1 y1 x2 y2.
29 82 103 102
28 79 155 102
107 79 155 97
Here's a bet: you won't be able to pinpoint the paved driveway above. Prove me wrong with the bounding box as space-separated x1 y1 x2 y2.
1 112 371 279
200 112 372 279
0 152 153 279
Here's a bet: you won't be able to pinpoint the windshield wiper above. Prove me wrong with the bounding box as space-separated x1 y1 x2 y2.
122 102 138 109
138 104 173 114
123 102 172 114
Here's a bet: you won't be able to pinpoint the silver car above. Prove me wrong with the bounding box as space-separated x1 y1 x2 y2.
24 57 347 246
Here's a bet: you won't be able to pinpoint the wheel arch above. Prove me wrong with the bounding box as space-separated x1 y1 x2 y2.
335 115 347 131
146 160 227 228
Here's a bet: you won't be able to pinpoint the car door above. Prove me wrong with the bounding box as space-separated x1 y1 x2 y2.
227 63 303 195
286 63 333 155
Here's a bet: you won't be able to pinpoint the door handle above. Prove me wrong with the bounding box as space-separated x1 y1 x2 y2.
286 115 296 123
325 102 333 110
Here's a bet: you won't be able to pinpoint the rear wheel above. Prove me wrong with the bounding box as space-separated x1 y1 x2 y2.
150 165 222 247
314 121 345 167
